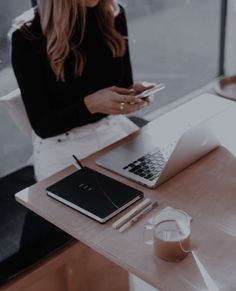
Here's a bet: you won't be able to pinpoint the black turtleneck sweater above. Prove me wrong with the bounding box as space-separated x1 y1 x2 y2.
11 6 133 138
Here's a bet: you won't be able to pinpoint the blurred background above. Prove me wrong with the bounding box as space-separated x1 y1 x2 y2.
0 0 223 177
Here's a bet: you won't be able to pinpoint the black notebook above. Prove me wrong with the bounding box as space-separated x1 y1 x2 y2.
46 167 143 223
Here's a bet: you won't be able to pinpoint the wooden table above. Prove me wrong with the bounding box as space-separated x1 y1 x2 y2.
15 94 236 290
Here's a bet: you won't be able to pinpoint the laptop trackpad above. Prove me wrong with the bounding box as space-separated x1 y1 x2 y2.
121 133 156 153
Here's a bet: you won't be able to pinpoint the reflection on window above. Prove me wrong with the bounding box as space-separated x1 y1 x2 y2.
123 0 221 114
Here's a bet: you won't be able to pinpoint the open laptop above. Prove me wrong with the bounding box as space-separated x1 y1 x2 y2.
96 124 220 188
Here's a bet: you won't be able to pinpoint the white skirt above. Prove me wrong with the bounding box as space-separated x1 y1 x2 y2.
32 115 138 181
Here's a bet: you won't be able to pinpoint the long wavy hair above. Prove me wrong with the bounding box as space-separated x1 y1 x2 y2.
35 0 126 81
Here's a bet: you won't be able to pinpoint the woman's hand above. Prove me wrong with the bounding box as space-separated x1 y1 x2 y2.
84 86 148 115
131 81 156 104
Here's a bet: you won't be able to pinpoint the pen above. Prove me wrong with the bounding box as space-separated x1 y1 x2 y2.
72 154 84 169
112 198 151 229
119 201 158 232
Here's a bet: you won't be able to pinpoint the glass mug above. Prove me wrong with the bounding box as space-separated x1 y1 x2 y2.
144 208 191 262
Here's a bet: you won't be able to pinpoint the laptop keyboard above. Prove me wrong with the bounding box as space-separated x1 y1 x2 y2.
123 142 176 182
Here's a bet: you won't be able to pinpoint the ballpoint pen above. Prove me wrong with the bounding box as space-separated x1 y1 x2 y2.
119 201 158 232
112 198 151 229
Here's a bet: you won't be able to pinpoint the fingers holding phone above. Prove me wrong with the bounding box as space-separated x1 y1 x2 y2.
132 82 155 95
84 86 147 115
135 83 165 99
84 83 165 115
130 82 165 104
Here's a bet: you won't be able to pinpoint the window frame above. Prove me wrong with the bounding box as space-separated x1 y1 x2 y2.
219 0 227 76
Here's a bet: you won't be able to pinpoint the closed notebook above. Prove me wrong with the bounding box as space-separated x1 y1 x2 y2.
46 167 143 223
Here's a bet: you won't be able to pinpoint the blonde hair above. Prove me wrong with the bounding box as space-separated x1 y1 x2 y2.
37 0 126 81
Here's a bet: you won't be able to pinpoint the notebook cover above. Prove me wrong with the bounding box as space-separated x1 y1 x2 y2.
46 167 143 223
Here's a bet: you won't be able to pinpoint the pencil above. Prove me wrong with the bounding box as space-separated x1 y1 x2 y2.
72 154 84 169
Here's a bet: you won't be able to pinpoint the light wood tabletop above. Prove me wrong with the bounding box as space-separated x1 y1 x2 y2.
15 94 236 290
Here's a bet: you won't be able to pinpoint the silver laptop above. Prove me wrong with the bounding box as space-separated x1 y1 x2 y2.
96 124 220 188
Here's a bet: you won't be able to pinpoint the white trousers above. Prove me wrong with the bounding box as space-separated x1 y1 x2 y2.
32 115 138 181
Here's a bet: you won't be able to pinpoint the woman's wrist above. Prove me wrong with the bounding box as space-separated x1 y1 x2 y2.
84 94 97 114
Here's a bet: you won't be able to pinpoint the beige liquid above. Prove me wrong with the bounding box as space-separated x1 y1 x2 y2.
153 221 191 262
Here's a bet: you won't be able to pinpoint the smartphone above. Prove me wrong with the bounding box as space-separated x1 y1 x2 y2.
136 83 165 99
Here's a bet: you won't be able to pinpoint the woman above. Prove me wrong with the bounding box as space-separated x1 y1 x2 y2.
12 0 152 181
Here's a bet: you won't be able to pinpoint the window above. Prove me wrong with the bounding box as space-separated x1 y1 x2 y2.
0 1 31 96
124 0 222 116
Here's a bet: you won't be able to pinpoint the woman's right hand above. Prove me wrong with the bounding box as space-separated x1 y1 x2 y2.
84 86 148 115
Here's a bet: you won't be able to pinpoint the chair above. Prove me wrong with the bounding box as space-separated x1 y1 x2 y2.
7 8 35 42
0 89 32 139
0 88 34 170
